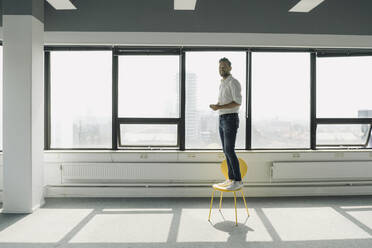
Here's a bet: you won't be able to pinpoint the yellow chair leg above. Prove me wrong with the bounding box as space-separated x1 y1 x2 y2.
208 190 215 221
219 192 223 210
233 192 237 226
240 189 250 217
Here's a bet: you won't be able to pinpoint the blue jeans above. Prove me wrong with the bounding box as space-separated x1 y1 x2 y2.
219 113 241 181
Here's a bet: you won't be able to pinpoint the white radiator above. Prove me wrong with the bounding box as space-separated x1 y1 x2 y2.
62 163 222 183
0 165 3 189
272 161 372 181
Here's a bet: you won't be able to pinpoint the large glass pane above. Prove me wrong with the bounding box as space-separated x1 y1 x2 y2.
252 52 310 148
185 52 246 149
317 124 371 148
120 124 178 146
0 46 2 150
50 51 112 148
118 56 179 118
317 56 372 118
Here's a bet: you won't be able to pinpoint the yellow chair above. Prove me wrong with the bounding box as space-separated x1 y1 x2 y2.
208 158 249 226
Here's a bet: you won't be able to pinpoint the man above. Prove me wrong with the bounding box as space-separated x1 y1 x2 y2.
209 57 243 191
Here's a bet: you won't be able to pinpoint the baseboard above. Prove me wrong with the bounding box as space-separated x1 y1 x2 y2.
46 185 372 198
3 184 372 200
0 209 33 214
0 189 46 209
32 199 45 212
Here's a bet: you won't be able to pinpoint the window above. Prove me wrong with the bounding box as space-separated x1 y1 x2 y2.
46 47 372 151
185 52 246 149
119 124 178 147
118 56 179 118
317 56 372 118
251 52 310 148
50 51 112 148
317 124 371 148
316 54 372 148
0 45 2 150
116 51 181 148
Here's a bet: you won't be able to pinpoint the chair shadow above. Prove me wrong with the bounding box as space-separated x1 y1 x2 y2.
212 220 254 243
216 208 250 224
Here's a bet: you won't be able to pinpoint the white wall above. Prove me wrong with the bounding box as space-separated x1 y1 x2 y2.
42 32 372 48
1 30 372 201
42 150 372 183
1 16 44 212
1 29 372 48
3 16 33 211
0 163 2 203
31 16 45 210
27 150 372 198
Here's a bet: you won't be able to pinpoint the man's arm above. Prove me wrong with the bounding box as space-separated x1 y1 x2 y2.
209 101 240 111
217 101 240 109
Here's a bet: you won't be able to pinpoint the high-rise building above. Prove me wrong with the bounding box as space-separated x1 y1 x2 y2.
185 72 200 143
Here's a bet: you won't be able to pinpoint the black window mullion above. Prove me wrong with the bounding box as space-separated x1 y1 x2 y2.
311 52 317 150
114 47 181 56
44 46 112 51
316 50 372 57
180 51 186 150
115 52 180 56
182 47 248 52
246 51 252 150
44 51 51 150
118 118 180 124
317 118 372 124
112 53 118 150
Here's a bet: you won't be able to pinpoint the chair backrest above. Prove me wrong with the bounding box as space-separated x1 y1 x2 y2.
220 158 248 180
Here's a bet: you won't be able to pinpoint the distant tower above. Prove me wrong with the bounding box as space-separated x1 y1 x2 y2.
185 73 199 143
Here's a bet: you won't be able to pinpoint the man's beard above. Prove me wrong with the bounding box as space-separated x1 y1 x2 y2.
221 71 230 77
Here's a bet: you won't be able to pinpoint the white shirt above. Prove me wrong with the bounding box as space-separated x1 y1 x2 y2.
218 75 242 115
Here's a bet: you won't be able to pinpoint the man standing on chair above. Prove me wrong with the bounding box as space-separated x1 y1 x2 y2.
209 57 243 191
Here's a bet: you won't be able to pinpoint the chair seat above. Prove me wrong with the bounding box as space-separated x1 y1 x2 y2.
212 184 243 192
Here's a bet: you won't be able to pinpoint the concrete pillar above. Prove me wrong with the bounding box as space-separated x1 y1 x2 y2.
2 0 44 213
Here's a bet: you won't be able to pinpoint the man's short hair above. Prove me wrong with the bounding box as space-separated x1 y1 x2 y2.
219 57 231 67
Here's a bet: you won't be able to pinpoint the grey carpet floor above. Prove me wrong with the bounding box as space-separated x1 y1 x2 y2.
0 196 372 247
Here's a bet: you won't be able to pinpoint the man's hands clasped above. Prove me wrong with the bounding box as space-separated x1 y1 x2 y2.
209 104 220 111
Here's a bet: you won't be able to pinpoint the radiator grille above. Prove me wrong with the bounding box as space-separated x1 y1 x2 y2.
272 161 372 181
61 163 221 183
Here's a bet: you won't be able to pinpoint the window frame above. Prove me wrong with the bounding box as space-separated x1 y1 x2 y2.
0 42 3 151
316 123 372 148
44 46 113 150
113 47 183 150
250 50 312 149
118 118 180 148
183 49 249 150
44 46 372 151
314 51 372 149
